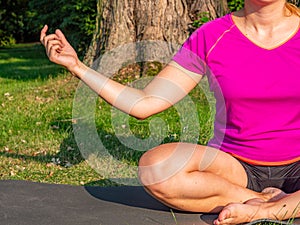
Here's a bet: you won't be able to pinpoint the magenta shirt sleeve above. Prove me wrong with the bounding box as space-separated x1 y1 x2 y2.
172 28 207 76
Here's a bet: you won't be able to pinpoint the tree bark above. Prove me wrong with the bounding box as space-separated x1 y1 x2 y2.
84 0 228 70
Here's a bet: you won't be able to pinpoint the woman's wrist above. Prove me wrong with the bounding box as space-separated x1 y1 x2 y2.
68 61 89 79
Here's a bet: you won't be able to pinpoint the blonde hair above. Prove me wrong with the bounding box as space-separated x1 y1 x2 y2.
285 2 300 16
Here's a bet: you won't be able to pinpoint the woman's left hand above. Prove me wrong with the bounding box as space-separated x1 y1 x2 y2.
40 25 80 73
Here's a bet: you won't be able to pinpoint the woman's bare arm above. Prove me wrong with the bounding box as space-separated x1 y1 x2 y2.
40 25 202 119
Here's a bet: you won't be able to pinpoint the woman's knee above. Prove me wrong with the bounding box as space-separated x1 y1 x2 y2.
138 142 201 186
138 144 179 197
138 144 168 187
138 143 201 201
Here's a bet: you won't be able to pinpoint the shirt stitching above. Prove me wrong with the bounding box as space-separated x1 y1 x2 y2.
206 24 236 61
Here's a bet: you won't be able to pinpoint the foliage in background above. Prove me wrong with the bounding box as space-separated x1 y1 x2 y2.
192 12 211 29
0 0 30 45
227 0 244 11
2 0 300 50
1 0 243 48
27 0 96 57
192 0 244 30
0 0 96 58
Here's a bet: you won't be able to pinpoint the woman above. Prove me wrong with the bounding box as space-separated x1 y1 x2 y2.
40 0 300 224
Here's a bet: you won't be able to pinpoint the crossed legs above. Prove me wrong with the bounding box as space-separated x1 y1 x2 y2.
215 189 300 225
138 143 300 224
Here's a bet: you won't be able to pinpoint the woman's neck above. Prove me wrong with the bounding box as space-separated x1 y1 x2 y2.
232 0 300 49
242 0 287 30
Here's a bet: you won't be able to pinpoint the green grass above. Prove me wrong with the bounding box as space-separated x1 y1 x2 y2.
0 43 214 186
0 43 102 185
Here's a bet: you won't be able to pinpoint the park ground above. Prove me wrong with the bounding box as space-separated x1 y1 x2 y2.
0 43 213 186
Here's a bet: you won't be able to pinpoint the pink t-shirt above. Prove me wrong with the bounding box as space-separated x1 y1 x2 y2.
173 13 300 165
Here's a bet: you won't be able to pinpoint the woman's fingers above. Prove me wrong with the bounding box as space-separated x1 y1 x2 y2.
40 26 78 69
40 27 66 58
46 40 63 58
55 29 68 46
40 25 48 44
46 39 63 51
43 34 60 48
48 44 62 61
40 26 64 50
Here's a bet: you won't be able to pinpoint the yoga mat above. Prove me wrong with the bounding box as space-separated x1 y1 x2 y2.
0 180 298 225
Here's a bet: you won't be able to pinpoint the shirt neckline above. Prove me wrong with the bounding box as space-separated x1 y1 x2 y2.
229 13 300 51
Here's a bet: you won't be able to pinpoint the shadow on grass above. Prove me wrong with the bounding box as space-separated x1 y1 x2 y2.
0 132 83 167
53 118 144 168
0 119 84 167
0 119 144 169
0 43 65 81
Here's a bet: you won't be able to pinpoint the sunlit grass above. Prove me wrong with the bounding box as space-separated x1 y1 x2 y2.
0 43 214 186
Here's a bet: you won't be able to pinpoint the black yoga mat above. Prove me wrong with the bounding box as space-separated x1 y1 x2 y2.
0 180 298 225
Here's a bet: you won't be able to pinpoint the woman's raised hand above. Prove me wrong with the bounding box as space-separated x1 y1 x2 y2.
40 25 79 72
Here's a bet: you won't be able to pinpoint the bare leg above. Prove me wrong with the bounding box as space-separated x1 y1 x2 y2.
138 142 269 212
214 188 300 225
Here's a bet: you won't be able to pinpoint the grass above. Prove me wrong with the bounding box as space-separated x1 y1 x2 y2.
0 43 101 185
0 43 214 186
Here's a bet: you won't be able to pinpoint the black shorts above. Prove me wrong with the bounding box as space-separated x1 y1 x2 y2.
238 160 300 193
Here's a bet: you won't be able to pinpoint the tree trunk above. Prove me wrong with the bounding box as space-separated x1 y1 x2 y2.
84 0 228 70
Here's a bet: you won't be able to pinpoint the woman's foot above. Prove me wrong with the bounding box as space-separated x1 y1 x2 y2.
261 187 288 202
214 188 288 225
